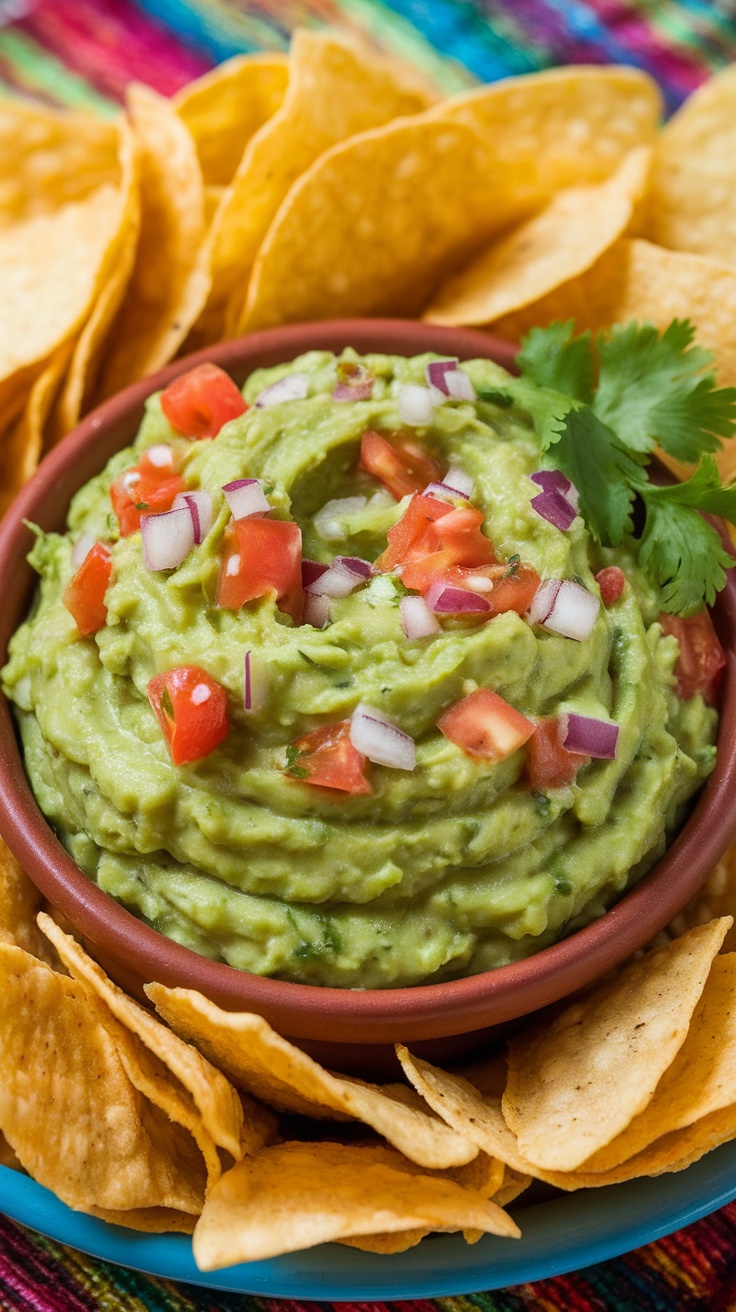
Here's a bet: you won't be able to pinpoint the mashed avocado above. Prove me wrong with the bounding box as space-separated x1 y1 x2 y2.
1 350 718 987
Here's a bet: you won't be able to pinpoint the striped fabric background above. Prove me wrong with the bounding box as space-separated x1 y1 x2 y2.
1 0 736 1307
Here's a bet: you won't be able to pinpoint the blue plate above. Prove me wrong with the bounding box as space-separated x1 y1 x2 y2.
3 1143 736 1298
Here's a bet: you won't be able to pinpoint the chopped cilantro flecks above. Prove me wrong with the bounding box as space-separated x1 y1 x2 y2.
494 319 736 616
503 553 521 578
555 877 573 895
286 909 341 961
135 502 150 511
284 744 309 779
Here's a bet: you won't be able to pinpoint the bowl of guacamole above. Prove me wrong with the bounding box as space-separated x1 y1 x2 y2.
0 320 735 1054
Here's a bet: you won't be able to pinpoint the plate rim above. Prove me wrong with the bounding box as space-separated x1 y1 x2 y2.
3 1141 736 1299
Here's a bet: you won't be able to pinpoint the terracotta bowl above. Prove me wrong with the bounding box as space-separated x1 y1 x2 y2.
1 319 736 1078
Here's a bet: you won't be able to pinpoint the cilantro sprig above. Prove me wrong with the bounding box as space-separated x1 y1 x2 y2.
480 319 736 616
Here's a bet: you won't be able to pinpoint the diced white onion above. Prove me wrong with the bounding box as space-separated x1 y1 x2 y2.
243 650 269 713
71 532 96 569
314 496 367 542
398 383 435 427
172 490 214 544
306 558 369 598
141 506 194 571
255 373 309 407
400 595 440 639
349 702 416 770
222 478 270 521
530 579 600 641
445 369 475 402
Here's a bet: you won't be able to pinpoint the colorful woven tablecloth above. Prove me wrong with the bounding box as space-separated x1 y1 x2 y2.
2 1 736 1307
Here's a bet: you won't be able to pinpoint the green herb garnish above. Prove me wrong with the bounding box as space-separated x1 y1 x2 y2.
284 744 310 779
491 319 736 615
503 553 521 578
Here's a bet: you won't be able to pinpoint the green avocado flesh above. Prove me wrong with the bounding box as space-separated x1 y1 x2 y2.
1 350 717 987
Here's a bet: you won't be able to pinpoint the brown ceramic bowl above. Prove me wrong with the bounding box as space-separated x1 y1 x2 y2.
1 319 736 1076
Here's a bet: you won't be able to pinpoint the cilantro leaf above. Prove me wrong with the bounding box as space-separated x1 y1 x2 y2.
638 498 732 616
547 407 639 547
284 744 310 779
517 321 595 404
593 320 736 461
477 375 574 453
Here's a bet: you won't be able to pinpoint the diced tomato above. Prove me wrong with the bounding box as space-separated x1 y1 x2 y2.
286 720 372 794
111 448 185 538
377 493 496 580
216 518 304 623
659 609 726 706
403 560 541 616
596 566 626 607
147 666 229 766
437 688 535 762
525 717 584 790
161 363 247 440
377 493 452 571
62 541 113 636
359 431 441 501
427 506 496 566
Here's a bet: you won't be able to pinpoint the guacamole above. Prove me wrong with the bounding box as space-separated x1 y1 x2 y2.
1 350 718 987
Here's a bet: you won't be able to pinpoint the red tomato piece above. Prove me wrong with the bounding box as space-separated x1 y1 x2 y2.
62 541 113 637
595 566 625 607
437 688 535 761
659 609 726 705
525 717 584 790
287 720 372 794
359 430 441 501
147 666 229 766
161 363 247 440
111 449 185 538
425 506 496 567
217 518 304 623
377 493 452 571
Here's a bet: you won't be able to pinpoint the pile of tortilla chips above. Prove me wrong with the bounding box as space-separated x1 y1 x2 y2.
4 31 736 516
4 832 736 1269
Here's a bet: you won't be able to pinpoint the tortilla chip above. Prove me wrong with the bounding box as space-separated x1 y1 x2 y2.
648 64 736 267
501 919 730 1172
91 1206 197 1233
208 29 434 337
0 840 57 965
174 53 289 187
493 1167 532 1208
93 85 209 403
668 852 736 954
37 914 251 1161
581 953 736 1171
192 1140 519 1270
0 943 204 1217
431 65 661 220
0 98 120 224
239 116 497 332
0 1130 21 1171
0 340 73 516
339 1229 430 1254
425 147 651 326
492 237 736 391
45 118 140 444
146 983 477 1169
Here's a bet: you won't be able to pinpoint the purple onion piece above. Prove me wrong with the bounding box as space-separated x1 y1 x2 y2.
303 593 331 629
349 703 416 770
531 579 599 641
244 650 252 711
302 559 329 589
333 555 373 578
425 359 459 395
425 582 491 615
172 490 214 545
530 489 577 532
560 712 619 759
528 579 562 626
332 380 374 402
423 481 471 503
141 507 194 572
223 478 271 521
442 466 474 497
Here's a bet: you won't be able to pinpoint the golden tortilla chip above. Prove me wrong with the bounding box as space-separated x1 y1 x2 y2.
647 64 736 267
582 953 736 1171
146 983 476 1169
174 53 289 187
493 1167 532 1208
37 914 251 1161
0 1130 21 1171
0 943 204 1217
501 919 730 1172
91 1206 197 1233
0 340 73 517
0 839 57 965
192 1140 519 1270
425 147 651 326
93 84 208 402
0 98 120 224
669 852 736 954
45 118 139 442
491 237 736 391
215 28 436 335
238 116 497 332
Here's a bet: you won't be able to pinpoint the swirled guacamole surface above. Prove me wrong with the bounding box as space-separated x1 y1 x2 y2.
1 350 718 987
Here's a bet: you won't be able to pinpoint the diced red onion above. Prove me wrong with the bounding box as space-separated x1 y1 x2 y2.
333 380 373 402
398 383 435 427
560 712 619 759
443 466 474 497
145 443 175 469
71 532 97 569
243 649 268 712
349 702 416 771
303 593 331 629
255 373 309 407
172 490 214 544
529 579 600 641
530 489 577 532
423 481 471 503
244 650 252 711
400 595 440 638
222 478 270 520
314 495 367 542
425 359 458 394
141 506 194 571
531 470 580 512
305 556 372 598
425 582 491 615
302 559 329 589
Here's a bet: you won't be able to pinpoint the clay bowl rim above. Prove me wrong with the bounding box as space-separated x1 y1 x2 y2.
1 317 736 1047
